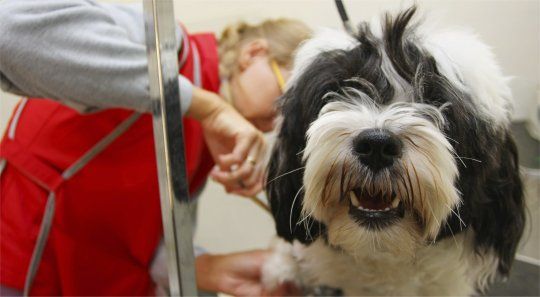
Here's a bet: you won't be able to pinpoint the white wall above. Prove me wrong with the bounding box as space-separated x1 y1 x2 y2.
174 0 539 121
2 0 539 130
0 0 538 259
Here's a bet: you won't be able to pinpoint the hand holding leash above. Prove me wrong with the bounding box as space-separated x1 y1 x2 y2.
189 88 266 196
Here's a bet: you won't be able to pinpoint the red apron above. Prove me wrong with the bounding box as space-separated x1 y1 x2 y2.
0 30 219 295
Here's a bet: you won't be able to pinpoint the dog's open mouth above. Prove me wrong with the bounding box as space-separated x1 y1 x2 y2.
348 188 405 229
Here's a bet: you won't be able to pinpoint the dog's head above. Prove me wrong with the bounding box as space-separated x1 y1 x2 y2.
266 7 524 277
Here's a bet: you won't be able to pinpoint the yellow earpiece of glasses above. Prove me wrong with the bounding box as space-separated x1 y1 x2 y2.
270 60 286 93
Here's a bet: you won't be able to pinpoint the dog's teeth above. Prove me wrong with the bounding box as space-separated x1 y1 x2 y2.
384 207 390 211
350 191 360 207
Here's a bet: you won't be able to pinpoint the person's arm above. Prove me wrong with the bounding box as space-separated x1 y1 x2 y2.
189 88 267 197
0 0 266 195
196 250 301 296
152 247 298 296
0 0 192 113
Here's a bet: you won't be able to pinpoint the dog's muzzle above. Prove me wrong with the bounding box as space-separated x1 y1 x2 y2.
348 187 405 229
348 128 405 229
352 128 402 171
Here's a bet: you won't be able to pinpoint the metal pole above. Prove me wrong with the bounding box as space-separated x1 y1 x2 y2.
143 1 198 296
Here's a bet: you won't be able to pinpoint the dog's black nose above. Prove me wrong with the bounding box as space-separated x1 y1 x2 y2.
353 129 402 170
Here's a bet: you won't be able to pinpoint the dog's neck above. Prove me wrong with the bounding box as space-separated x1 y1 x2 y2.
290 231 496 296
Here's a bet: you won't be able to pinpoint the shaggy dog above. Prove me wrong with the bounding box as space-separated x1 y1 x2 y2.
262 7 525 296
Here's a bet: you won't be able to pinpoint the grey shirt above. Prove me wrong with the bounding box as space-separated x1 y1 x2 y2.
0 0 193 114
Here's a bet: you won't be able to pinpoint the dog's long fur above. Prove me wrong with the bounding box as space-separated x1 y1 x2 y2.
263 7 525 295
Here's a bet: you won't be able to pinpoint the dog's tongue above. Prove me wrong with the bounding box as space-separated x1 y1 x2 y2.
353 189 390 210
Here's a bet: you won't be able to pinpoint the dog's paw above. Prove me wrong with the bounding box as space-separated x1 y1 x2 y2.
262 238 302 290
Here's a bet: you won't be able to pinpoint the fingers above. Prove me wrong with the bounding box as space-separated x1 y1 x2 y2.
211 166 264 197
241 141 266 186
231 163 265 197
210 166 253 189
220 126 266 167
229 161 256 185
211 137 267 197
210 166 246 193
235 284 265 297
262 282 302 297
211 165 263 196
218 130 258 170
230 180 263 197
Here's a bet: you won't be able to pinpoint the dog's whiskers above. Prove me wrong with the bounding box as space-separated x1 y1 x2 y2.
411 163 424 209
456 205 465 230
444 135 460 145
455 156 482 163
297 211 311 226
289 185 305 234
266 166 305 185
452 152 469 168
444 220 460 250
404 162 417 211
444 203 466 229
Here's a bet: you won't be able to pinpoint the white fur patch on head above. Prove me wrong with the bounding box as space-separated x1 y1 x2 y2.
421 29 513 126
288 28 359 87
371 7 513 126
290 14 513 127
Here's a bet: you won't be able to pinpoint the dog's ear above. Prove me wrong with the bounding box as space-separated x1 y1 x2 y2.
266 94 326 243
266 130 324 243
411 51 525 277
439 122 525 277
471 132 525 276
265 53 344 243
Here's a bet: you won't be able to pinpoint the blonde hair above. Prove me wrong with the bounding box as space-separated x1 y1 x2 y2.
218 19 312 79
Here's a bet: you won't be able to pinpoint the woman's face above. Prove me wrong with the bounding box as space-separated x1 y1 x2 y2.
229 40 290 133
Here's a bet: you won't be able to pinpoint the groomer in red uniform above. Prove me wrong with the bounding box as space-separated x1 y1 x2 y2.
0 1 310 296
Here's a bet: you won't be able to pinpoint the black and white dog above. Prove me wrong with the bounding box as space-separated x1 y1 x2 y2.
262 7 525 296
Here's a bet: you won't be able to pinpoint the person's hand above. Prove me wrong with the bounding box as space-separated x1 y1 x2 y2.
187 87 267 197
196 250 301 297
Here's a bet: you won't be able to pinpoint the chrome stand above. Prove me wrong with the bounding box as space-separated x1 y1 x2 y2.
143 1 198 296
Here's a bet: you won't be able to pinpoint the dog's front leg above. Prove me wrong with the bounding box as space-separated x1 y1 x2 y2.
262 238 305 292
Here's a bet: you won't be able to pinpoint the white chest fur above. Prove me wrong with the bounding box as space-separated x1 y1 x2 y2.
263 232 498 296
